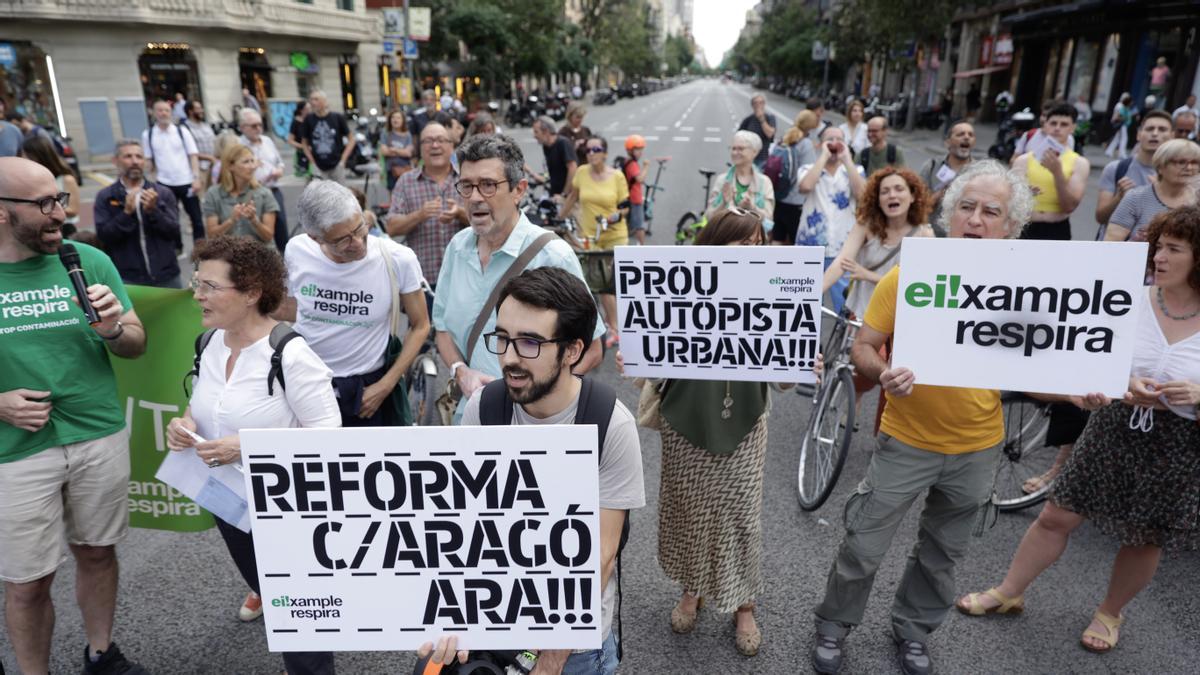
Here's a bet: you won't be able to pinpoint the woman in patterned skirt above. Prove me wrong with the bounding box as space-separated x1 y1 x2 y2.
956 206 1200 653
648 207 775 657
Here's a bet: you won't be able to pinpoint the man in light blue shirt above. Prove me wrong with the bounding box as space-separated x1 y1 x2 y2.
433 133 604 421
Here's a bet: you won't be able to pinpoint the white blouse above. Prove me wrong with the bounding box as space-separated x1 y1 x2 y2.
190 329 342 442
1132 289 1200 420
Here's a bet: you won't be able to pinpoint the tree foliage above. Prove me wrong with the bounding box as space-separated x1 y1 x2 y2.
830 0 971 64
664 33 696 76
722 1 823 80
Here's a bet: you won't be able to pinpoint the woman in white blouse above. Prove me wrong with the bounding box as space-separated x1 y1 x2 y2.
957 207 1200 655
166 235 340 674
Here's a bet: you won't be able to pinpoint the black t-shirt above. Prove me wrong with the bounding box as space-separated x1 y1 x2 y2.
302 112 350 171
543 136 576 196
738 113 777 164
559 124 593 166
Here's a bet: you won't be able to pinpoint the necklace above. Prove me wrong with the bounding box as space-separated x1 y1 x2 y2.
1157 286 1200 321
721 381 734 420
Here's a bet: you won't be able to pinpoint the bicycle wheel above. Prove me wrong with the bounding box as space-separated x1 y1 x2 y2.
675 212 700 245
798 367 856 511
992 395 1054 511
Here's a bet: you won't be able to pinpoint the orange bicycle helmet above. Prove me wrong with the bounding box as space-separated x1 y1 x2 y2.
624 134 646 152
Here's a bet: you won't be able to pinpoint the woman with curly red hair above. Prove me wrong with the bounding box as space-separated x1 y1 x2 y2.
821 166 933 318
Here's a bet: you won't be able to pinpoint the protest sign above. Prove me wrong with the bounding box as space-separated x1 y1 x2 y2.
111 285 213 532
892 238 1148 397
615 245 824 383
241 425 601 652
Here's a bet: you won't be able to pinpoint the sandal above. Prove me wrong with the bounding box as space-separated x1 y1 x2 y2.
1080 610 1122 653
733 605 761 657
670 594 703 634
1022 470 1057 494
956 588 1025 616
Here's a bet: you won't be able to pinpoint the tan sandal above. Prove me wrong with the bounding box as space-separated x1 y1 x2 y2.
670 594 703 634
733 605 761 657
956 588 1025 616
1080 610 1122 653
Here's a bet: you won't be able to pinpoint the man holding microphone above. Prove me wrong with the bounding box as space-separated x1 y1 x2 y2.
0 157 148 675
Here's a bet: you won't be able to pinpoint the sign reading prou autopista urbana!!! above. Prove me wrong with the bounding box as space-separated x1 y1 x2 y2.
240 426 601 652
892 238 1149 397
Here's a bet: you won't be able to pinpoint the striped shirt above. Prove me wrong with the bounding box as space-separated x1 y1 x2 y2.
386 166 465 283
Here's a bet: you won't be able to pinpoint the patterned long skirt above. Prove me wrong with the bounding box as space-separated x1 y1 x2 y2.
657 415 769 612
1051 403 1200 552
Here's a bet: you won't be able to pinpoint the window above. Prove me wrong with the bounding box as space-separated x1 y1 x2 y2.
337 0 353 10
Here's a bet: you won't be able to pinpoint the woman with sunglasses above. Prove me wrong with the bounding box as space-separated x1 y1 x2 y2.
165 235 341 672
618 208 798 657
558 135 629 348
201 144 278 242
706 130 775 226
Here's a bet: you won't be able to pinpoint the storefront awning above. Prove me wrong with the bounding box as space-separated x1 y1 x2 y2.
953 65 1009 79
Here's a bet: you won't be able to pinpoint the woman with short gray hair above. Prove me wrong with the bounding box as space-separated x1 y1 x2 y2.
278 179 430 429
1104 138 1200 241
705 130 775 225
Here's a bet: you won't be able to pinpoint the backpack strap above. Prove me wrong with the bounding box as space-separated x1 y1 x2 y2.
1114 156 1134 185
184 328 218 397
886 143 896 164
266 323 303 396
477 379 515 426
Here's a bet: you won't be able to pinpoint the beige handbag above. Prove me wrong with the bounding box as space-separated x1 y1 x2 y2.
635 378 668 430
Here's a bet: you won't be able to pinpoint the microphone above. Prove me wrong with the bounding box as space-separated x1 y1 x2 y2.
58 243 101 325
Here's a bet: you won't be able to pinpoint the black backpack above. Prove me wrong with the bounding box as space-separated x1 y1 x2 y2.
184 324 302 398
478 377 631 660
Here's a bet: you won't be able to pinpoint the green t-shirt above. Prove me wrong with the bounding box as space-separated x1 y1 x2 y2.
0 243 133 463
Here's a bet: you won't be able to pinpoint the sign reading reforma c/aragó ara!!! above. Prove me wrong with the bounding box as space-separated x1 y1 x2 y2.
240 426 601 652
892 238 1148 397
615 245 824 383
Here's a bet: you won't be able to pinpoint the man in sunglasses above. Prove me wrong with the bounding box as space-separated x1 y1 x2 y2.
0 157 149 675
386 122 467 286
422 267 644 674
433 133 604 424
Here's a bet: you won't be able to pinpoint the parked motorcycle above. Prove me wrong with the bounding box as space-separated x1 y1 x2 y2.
592 88 617 106
987 108 1037 162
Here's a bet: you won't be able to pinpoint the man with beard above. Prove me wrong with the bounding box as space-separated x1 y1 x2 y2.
182 100 217 191
918 121 976 235
810 160 1033 675
423 267 644 675
1095 110 1173 227
94 139 183 287
0 157 148 675
432 133 603 423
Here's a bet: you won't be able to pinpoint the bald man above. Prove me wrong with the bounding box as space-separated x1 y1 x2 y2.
0 157 148 674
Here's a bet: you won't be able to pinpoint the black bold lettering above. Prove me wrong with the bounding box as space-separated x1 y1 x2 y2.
364 461 406 510
250 462 294 512
549 517 592 567
972 321 999 346
313 521 347 570
956 320 974 344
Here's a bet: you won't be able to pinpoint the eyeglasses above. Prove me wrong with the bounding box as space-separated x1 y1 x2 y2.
0 192 70 215
1166 159 1200 168
421 138 453 147
456 179 510 198
243 123 263 129
484 332 571 359
586 146 606 154
189 277 236 295
323 220 368 249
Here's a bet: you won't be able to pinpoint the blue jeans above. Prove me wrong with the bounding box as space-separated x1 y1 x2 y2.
560 631 618 675
824 256 848 315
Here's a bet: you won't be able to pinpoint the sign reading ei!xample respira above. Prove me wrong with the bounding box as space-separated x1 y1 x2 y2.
892 238 1148 398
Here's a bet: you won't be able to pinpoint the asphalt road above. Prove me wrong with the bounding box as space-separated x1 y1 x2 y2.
4 79 1198 674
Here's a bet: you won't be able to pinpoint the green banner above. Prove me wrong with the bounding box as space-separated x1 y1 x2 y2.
112 285 213 531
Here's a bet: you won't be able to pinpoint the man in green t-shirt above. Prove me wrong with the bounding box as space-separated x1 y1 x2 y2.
0 157 148 674
861 115 906 176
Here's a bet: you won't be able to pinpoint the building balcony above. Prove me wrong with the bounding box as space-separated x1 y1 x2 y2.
1 0 379 44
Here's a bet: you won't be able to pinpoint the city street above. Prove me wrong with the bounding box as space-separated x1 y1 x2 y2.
4 79 1198 674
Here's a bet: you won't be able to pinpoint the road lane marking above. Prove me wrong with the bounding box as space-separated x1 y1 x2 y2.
680 126 694 131
703 137 722 143
706 127 720 132
672 136 690 142
643 135 660 141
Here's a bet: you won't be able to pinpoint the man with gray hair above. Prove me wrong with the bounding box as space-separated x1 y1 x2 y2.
276 179 430 427
738 93 776 168
238 107 290 250
433 133 604 423
94 138 183 287
385 122 466 285
300 89 354 183
811 160 1033 675
530 115 577 198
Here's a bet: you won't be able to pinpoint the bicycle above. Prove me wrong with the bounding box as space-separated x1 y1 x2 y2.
674 167 719 245
797 305 861 511
641 157 670 236
405 282 441 426
991 392 1054 511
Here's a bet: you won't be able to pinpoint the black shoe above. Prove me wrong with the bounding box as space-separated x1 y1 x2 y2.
896 639 933 675
811 632 845 674
81 642 149 675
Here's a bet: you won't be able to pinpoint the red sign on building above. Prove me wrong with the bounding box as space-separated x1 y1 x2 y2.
980 35 994 66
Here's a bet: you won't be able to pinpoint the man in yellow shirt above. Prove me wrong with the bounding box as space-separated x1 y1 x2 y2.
810 160 1034 675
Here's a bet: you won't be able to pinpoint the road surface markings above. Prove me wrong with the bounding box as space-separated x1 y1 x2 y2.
703 137 722 143
706 127 721 132
680 126 694 131
654 126 669 131
643 135 660 141
672 136 690 142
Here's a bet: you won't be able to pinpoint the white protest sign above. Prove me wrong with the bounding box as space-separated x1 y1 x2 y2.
615 245 824 383
892 238 1148 397
240 425 600 652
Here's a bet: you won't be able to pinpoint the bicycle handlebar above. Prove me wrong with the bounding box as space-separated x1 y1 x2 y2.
820 305 863 329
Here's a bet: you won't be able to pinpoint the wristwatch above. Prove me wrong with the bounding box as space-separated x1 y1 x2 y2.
97 321 124 340
450 361 466 378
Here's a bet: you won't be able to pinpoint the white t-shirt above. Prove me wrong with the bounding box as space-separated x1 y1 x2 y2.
1133 288 1200 420
190 330 341 443
141 122 198 187
286 234 424 377
461 386 646 642
797 164 863 257
240 134 285 188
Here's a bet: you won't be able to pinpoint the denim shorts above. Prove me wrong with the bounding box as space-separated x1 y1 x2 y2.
627 202 646 231
561 630 618 675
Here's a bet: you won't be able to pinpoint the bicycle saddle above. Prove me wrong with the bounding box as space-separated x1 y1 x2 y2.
698 168 717 178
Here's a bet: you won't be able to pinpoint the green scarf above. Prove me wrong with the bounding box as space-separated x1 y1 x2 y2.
660 380 768 455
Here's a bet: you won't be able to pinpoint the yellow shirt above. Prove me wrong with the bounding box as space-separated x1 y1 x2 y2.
863 267 1004 454
1026 150 1079 213
572 168 629 249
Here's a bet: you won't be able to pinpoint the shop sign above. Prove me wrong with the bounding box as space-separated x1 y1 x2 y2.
980 35 994 66
382 7 431 41
994 34 1014 66
0 42 15 70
